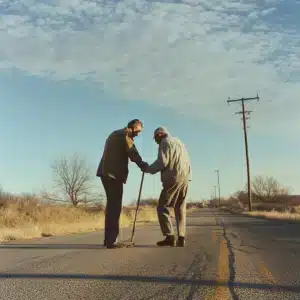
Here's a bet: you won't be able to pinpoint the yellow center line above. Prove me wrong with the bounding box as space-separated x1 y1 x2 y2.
213 237 231 300
209 222 231 300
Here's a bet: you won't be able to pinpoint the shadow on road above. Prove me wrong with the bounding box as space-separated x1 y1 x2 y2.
0 273 299 293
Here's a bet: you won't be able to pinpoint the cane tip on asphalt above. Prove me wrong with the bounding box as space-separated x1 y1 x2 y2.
115 240 135 248
123 241 135 248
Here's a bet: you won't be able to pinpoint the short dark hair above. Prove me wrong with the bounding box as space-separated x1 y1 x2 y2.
127 119 143 129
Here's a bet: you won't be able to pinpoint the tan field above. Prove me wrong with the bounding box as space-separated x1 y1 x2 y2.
0 201 157 242
220 199 300 222
0 197 197 242
244 207 300 221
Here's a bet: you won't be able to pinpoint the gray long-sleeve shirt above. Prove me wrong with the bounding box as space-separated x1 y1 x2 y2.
146 136 191 184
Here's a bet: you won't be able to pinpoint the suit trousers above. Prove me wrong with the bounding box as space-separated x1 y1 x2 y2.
100 176 123 245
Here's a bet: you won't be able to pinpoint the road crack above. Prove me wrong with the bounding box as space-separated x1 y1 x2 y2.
138 253 207 300
218 218 239 300
185 253 207 300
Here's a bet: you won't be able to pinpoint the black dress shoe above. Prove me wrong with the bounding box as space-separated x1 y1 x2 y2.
177 236 185 247
156 235 176 247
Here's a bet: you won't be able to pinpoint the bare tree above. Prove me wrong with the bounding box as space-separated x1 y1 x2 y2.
43 154 103 206
229 190 249 206
251 175 289 202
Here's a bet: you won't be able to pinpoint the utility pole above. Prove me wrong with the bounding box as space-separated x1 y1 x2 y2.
214 169 221 206
213 185 217 201
227 94 260 212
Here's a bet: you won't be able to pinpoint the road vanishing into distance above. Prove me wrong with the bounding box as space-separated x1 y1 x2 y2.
1 208 300 300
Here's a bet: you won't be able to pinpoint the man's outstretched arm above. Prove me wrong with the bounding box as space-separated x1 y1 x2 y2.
145 139 170 174
125 135 145 168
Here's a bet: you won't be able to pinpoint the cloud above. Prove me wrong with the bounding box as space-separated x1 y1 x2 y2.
261 7 277 16
0 0 299 138
248 6 277 19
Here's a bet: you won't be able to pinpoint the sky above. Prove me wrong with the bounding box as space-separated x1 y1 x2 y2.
0 0 299 204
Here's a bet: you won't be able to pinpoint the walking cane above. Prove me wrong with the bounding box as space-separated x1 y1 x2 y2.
122 171 145 248
130 171 145 243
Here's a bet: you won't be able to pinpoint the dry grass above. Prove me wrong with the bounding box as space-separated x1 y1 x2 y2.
221 200 300 222
244 207 300 221
0 197 197 242
0 199 159 242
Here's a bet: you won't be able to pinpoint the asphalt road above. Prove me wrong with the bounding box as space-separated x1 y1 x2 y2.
1 208 300 300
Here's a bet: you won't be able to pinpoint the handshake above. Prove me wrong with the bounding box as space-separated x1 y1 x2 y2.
139 161 149 172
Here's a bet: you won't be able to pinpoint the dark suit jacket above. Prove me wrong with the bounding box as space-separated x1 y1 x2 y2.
96 128 143 184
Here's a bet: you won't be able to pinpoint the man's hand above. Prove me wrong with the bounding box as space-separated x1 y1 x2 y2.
139 161 149 172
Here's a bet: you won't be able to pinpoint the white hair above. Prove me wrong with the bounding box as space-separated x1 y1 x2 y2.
154 126 169 136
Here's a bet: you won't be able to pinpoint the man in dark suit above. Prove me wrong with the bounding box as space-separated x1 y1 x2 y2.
96 119 147 249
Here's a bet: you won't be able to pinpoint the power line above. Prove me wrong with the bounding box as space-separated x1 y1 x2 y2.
227 94 260 211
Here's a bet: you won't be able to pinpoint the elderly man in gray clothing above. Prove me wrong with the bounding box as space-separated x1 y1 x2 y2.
142 127 191 247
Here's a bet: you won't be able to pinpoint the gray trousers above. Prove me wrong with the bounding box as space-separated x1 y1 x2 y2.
100 176 123 245
157 180 189 238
